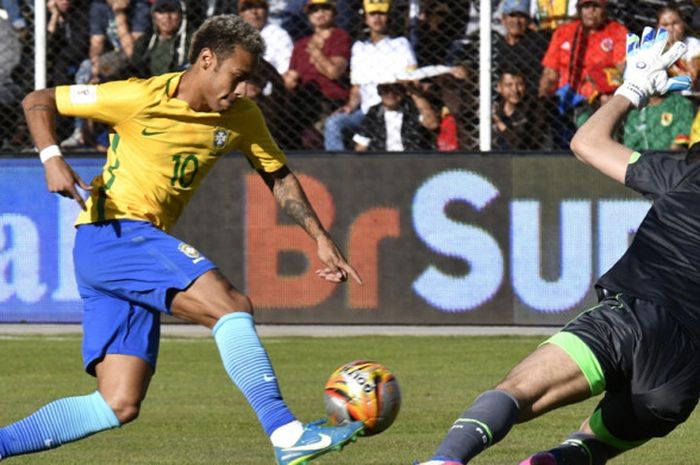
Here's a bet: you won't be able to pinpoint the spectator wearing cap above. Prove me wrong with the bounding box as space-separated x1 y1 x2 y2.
130 0 192 77
539 0 627 101
324 0 417 151
493 0 549 93
352 81 437 151
283 0 351 148
238 0 293 74
538 0 626 149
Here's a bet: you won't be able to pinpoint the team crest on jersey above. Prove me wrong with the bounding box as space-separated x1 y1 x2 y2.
600 38 614 53
214 129 228 149
661 112 673 126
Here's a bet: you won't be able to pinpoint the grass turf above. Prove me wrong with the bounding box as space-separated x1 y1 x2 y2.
0 334 697 464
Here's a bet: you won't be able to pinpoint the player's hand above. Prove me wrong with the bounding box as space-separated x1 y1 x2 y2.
315 234 362 285
43 157 92 210
615 27 691 107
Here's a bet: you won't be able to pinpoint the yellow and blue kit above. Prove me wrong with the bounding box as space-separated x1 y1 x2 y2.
56 72 287 373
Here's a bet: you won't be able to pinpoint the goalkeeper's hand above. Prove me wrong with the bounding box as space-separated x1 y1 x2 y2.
615 27 691 107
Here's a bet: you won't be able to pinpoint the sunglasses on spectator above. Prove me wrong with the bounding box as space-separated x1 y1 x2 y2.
307 4 333 13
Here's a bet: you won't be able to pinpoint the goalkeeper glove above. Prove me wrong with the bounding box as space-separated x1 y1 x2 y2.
615 27 691 107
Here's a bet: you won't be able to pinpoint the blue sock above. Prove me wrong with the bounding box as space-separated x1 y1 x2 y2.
0 391 120 458
213 312 296 435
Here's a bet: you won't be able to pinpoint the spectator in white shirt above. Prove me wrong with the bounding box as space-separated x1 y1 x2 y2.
238 0 293 74
323 0 417 151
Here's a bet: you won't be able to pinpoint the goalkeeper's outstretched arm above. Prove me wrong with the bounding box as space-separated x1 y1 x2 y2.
570 95 635 184
571 26 692 184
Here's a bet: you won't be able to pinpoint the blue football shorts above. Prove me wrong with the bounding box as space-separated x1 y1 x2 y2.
73 220 216 376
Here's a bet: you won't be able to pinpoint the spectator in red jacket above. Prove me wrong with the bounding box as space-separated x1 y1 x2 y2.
538 0 627 148
539 0 627 101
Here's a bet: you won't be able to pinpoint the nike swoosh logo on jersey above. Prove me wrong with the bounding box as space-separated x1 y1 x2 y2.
263 374 276 382
284 434 332 452
142 128 166 136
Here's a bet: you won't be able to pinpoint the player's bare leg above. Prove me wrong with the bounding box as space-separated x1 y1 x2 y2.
0 359 133 459
417 343 591 465
497 343 591 420
170 269 363 465
95 354 153 424
170 268 253 327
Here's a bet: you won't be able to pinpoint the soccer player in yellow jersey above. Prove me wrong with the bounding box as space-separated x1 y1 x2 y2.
0 15 364 465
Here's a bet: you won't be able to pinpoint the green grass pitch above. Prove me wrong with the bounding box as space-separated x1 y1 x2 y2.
0 334 697 464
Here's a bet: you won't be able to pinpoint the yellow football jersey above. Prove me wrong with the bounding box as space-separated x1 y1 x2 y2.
56 72 287 231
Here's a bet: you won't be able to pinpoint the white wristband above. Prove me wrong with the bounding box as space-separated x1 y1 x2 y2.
614 81 647 108
39 145 63 164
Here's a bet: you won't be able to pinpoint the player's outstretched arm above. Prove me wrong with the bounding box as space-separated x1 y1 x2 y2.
258 166 363 285
23 88 92 210
571 27 691 184
570 95 634 184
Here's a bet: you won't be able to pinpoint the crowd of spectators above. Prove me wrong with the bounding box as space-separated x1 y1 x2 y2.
2 0 700 153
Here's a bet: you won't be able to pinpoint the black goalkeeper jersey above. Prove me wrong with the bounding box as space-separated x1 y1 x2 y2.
597 151 700 340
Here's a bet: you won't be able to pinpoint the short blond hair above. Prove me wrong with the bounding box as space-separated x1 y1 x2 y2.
188 14 265 65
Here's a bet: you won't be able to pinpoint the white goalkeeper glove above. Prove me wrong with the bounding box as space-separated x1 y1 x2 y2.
615 26 691 107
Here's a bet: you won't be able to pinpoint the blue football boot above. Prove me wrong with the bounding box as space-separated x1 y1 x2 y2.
274 419 364 465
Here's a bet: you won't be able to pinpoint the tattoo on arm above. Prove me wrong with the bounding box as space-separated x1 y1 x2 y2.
26 104 52 113
272 172 325 239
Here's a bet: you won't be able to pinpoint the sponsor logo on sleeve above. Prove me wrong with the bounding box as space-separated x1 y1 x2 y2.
69 85 98 105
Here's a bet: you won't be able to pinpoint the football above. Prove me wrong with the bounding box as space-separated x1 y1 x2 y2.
323 360 401 436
